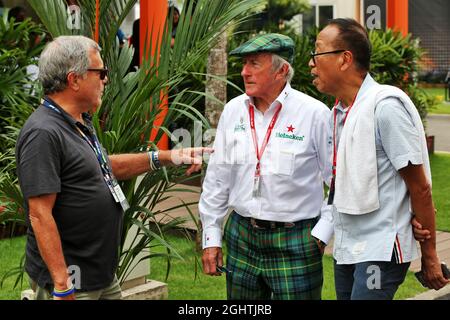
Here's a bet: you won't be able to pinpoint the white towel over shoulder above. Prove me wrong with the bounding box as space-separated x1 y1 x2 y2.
334 84 431 215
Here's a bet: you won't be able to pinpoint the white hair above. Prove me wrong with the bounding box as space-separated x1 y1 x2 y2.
271 54 294 83
38 36 101 94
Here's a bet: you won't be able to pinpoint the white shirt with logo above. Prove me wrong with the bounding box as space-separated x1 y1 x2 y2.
199 83 334 248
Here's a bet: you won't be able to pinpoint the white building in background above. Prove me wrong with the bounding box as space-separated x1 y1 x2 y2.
288 0 362 34
307 0 358 25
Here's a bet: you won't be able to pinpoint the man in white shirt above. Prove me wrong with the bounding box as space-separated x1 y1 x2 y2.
309 18 448 299
199 33 333 300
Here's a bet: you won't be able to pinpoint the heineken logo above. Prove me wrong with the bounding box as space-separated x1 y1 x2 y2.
287 125 295 133
276 131 305 141
234 117 246 132
234 124 246 132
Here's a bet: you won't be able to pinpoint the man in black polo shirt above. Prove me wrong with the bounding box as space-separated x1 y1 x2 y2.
16 35 210 300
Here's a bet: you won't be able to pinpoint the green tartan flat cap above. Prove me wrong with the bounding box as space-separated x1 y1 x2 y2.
229 33 295 64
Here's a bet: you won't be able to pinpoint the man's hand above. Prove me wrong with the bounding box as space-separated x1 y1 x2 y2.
160 147 214 176
420 257 449 290
201 247 223 276
411 217 431 242
313 237 326 255
398 164 447 290
28 194 73 300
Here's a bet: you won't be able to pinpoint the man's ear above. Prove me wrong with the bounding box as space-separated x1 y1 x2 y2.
67 72 80 91
339 51 353 72
276 63 289 80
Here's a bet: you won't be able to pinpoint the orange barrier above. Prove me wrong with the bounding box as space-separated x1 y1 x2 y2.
94 0 100 42
387 0 408 37
140 0 169 150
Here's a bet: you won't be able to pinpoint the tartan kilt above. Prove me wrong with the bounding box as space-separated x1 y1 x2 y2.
224 211 323 300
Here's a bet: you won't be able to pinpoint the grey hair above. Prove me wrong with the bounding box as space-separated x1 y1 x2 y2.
38 36 101 95
271 54 294 83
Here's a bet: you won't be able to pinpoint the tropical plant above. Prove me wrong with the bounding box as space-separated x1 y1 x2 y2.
369 28 437 127
23 0 264 285
0 17 45 243
0 17 46 174
369 29 422 87
0 17 46 288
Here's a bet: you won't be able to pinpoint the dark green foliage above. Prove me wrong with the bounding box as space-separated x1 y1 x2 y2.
0 18 46 232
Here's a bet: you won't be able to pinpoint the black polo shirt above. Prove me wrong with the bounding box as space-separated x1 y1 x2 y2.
16 97 123 292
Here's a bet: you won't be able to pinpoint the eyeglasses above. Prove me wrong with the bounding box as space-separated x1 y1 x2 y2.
310 50 346 65
87 67 109 80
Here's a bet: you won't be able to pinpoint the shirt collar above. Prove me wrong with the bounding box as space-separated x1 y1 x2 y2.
335 73 376 113
43 96 93 130
244 82 291 111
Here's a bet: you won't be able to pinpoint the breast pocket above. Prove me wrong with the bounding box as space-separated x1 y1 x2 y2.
262 150 294 176
274 151 294 175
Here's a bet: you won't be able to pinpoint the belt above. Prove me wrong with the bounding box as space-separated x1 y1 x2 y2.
248 217 295 230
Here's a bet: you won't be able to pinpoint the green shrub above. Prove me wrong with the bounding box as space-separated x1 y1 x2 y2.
369 29 435 125
0 18 46 175
0 18 46 236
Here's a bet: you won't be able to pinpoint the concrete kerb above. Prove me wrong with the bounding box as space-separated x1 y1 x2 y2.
408 285 450 300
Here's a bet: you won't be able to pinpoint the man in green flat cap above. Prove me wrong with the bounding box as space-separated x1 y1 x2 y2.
199 33 334 299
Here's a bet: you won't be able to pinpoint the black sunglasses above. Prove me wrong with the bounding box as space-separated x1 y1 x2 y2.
87 67 109 80
310 50 346 65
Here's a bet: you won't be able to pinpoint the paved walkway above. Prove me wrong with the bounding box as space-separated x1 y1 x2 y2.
427 114 450 152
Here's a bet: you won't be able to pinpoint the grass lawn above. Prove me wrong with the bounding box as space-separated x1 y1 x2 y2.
423 87 450 115
0 236 26 300
148 233 427 300
430 153 450 231
0 233 427 300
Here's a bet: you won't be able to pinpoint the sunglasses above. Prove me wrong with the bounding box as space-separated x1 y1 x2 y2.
310 50 346 66
87 67 109 80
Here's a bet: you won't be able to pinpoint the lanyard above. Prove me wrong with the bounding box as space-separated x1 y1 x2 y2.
249 102 282 177
76 125 113 176
327 95 357 205
42 98 114 187
332 95 357 177
42 98 110 175
41 98 129 210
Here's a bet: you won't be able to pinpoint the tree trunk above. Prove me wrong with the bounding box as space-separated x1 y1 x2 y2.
205 29 228 130
199 29 228 251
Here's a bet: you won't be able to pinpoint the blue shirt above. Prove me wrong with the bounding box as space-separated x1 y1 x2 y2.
332 74 420 264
